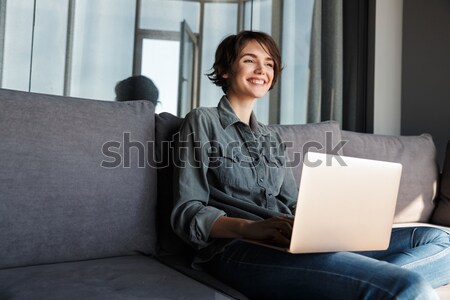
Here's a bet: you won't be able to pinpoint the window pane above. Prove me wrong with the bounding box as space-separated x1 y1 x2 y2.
245 0 272 33
200 3 238 108
280 0 314 124
140 0 200 33
2 0 34 91
141 39 179 115
244 1 252 30
71 0 135 101
31 0 68 95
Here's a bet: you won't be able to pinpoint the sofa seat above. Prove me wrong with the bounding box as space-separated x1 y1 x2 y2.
0 255 232 300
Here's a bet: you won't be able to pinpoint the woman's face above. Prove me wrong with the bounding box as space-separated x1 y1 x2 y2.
224 40 274 102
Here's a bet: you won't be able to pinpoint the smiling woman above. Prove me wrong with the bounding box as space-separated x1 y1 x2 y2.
170 30 450 300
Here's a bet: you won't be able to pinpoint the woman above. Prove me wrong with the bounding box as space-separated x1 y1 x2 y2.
171 31 450 299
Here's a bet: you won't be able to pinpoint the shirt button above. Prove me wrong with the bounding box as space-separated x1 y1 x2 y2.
259 178 264 182
268 193 273 197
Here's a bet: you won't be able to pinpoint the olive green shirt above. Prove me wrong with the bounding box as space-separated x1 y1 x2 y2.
171 96 298 265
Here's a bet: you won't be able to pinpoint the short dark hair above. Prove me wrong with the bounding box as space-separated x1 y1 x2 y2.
115 75 159 105
207 31 282 94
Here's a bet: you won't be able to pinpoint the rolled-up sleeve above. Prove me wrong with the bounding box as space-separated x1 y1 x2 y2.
171 109 226 249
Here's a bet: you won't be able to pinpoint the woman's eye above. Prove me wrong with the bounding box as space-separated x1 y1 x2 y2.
266 63 274 68
244 59 253 63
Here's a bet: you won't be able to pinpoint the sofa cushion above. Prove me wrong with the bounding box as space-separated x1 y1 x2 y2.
0 89 158 269
269 121 343 185
158 254 249 300
341 131 438 223
431 140 450 226
0 255 232 300
154 112 193 257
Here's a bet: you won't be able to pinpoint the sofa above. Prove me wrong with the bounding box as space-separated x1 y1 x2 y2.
0 88 449 299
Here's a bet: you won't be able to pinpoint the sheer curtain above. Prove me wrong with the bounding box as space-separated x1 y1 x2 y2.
307 0 343 125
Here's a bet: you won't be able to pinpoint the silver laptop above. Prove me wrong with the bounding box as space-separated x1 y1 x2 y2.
246 151 403 254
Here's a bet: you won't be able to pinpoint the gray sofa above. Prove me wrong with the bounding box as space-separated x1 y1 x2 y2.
0 88 449 299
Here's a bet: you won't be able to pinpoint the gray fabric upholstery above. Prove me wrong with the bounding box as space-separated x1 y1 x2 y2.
341 130 439 223
154 112 193 257
0 89 158 269
269 121 343 185
432 140 450 226
0 255 232 300
158 255 249 300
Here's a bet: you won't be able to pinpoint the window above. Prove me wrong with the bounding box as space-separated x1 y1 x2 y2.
0 0 315 124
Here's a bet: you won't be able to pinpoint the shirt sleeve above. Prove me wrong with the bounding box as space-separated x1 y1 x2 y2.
171 109 226 249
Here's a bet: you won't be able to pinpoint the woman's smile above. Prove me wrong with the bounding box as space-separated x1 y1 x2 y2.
247 78 267 85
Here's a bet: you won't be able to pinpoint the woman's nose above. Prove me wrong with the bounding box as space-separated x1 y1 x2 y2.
255 63 265 74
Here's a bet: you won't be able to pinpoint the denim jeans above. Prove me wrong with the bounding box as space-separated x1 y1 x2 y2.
206 227 450 300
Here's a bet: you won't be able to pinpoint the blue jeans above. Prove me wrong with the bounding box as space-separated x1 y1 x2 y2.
206 227 450 300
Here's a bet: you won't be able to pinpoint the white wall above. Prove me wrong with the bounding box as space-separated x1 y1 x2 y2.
373 0 403 135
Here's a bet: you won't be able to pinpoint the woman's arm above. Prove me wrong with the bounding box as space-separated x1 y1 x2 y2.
171 109 227 248
210 215 293 246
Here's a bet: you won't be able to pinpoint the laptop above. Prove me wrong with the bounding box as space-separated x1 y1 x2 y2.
245 151 403 254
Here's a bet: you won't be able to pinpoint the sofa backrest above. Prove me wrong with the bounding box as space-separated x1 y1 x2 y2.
269 121 343 185
155 113 439 255
154 112 192 257
341 130 439 223
0 89 158 269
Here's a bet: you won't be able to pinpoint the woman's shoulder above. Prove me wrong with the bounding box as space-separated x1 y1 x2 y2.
180 106 220 134
184 106 219 124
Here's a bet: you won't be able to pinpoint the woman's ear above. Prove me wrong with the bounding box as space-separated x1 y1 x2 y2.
222 73 229 79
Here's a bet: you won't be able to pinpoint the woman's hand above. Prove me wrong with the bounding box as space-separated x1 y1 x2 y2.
243 216 294 246
210 216 293 246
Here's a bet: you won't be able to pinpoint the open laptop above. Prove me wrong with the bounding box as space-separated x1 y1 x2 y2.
246 151 403 254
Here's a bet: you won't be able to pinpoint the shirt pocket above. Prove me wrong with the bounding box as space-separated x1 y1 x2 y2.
214 150 254 189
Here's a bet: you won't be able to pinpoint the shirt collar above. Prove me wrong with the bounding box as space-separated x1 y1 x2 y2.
217 96 271 136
